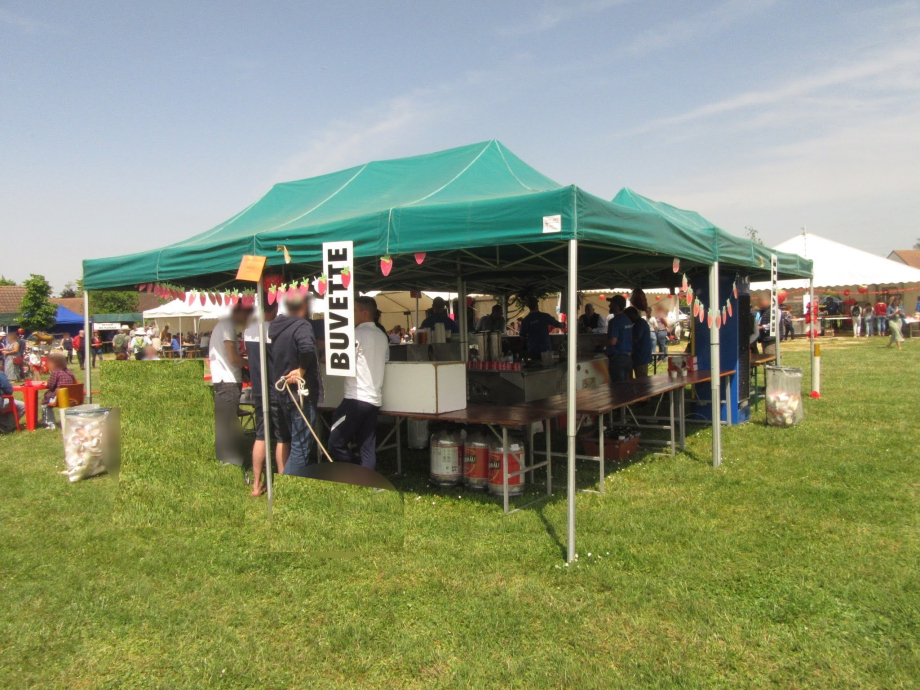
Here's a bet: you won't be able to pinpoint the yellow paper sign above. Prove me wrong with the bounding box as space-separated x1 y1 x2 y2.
236 255 267 282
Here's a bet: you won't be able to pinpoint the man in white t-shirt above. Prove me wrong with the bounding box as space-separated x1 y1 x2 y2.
209 305 251 467
327 296 389 470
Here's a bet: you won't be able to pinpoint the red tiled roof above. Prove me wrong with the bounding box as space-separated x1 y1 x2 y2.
889 250 920 269
0 286 161 317
52 297 85 315
0 286 26 314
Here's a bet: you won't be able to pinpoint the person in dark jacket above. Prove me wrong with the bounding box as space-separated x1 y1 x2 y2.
244 296 284 495
624 307 652 378
268 294 320 477
756 296 775 354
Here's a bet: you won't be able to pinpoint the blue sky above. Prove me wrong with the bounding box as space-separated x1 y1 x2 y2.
2 0 919 289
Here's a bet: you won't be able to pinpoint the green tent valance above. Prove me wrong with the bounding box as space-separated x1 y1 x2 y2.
92 313 141 323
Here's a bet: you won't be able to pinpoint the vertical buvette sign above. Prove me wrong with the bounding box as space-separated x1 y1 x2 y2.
323 241 356 377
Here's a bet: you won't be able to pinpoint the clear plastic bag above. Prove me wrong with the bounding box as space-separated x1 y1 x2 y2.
62 407 120 482
765 366 804 427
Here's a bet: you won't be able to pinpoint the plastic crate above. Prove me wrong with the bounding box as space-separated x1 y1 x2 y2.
580 429 640 462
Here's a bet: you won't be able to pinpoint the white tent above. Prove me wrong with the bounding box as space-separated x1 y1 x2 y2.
752 232 920 290
143 298 228 334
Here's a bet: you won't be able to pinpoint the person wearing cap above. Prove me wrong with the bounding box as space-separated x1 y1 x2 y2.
112 325 131 360
243 289 286 495
327 296 389 469
420 296 459 334
519 297 563 357
268 293 319 477
210 303 251 467
130 328 151 360
606 295 633 382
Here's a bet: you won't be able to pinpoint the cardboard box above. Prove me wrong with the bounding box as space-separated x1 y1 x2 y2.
381 361 467 414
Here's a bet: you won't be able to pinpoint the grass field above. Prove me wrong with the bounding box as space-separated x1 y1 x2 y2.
1 339 918 688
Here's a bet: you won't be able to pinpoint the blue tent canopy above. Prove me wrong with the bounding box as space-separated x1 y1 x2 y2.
54 305 85 330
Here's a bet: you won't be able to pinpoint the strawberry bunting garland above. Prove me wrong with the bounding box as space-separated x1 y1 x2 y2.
138 266 355 310
675 271 741 330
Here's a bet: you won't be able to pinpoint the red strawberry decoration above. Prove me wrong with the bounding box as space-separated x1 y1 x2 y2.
315 274 328 297
267 285 277 305
708 313 714 328
672 258 680 273
341 266 351 289
415 253 426 265
298 279 309 298
727 301 733 317
693 301 700 318
380 255 393 276
681 274 688 292
199 292 206 306
231 292 240 307
733 283 738 299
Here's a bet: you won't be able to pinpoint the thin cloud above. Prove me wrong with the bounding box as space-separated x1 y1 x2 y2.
0 7 61 34
619 0 779 56
499 0 630 36
622 42 920 136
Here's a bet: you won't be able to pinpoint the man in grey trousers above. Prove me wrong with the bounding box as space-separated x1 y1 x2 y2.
208 303 251 466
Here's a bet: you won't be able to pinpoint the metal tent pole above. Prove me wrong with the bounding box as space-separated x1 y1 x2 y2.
709 262 721 468
256 279 274 517
83 291 92 402
566 239 578 562
457 274 468 361
809 277 815 391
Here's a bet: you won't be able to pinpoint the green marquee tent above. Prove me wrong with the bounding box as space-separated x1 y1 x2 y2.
83 141 810 292
81 140 813 564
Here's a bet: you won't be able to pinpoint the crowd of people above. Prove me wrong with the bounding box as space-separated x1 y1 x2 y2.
847 297 911 350
0 333 79 431
211 289 389 496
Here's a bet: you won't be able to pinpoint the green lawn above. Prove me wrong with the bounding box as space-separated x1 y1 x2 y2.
1 339 918 688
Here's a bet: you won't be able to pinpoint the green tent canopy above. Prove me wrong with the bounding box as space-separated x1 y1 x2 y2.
92 313 142 323
83 141 811 292
611 188 808 278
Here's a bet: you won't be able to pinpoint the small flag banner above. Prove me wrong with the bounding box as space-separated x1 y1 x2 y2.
678 275 740 330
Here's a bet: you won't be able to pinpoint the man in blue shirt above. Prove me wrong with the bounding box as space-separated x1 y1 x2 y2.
606 295 634 382
520 297 564 357
420 296 459 334
625 307 652 378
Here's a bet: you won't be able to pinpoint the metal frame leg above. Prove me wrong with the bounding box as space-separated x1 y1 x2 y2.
669 389 676 456
396 416 402 476
527 422 534 486
545 419 552 495
679 386 686 451
502 426 510 515
598 414 605 494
